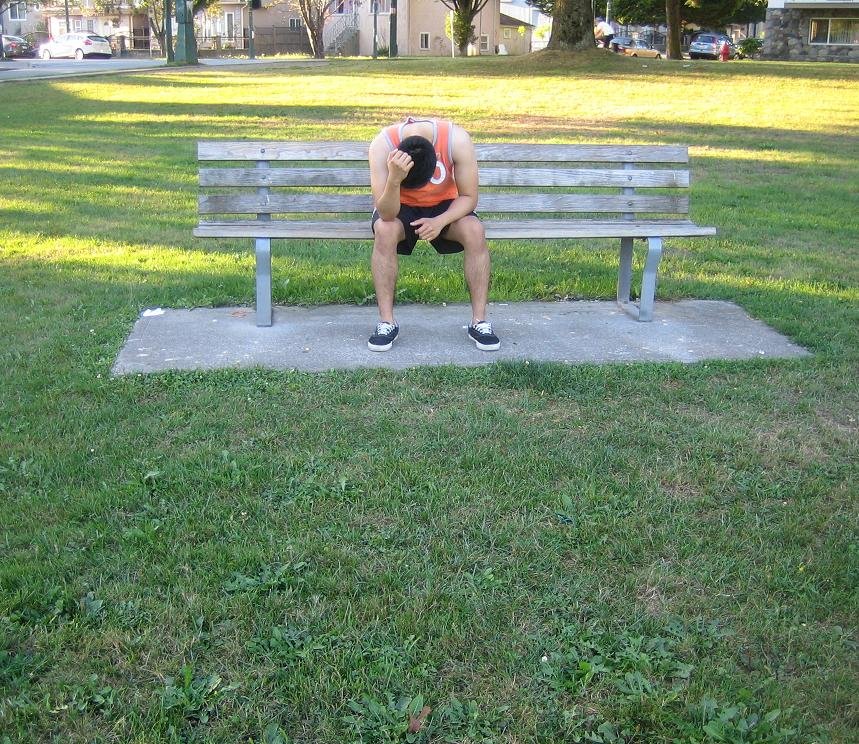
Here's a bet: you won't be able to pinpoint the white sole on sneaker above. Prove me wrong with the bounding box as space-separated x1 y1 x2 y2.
368 330 399 352
468 331 501 351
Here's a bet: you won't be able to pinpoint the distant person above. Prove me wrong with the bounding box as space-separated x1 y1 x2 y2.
594 17 615 50
367 117 501 353
719 38 731 62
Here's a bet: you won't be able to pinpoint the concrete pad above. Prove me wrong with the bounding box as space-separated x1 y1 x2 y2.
112 301 809 375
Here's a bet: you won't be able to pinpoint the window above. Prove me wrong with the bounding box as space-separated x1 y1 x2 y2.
479 34 489 52
226 12 235 38
369 0 390 12
289 17 304 29
419 32 430 50
809 18 859 45
86 19 95 32
9 2 26 21
335 0 358 14
503 28 512 40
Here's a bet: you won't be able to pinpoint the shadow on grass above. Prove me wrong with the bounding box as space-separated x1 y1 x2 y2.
2 240 856 365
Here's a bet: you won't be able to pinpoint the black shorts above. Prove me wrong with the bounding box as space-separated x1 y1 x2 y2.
371 200 478 256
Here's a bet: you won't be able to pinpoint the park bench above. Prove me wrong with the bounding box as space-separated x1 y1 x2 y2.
194 141 716 326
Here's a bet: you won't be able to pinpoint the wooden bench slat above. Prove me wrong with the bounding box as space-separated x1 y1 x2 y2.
476 144 688 163
199 166 690 189
480 167 689 188
199 141 688 164
199 193 690 215
194 219 717 240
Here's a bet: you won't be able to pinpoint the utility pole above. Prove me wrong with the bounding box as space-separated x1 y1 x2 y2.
64 0 70 34
389 0 397 57
165 0 174 62
372 0 378 58
247 0 255 59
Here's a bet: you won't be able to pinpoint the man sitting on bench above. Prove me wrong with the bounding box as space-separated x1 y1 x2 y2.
368 117 501 352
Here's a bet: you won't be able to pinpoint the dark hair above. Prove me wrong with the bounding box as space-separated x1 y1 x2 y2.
398 135 437 189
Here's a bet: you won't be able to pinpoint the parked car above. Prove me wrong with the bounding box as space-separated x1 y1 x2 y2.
622 39 664 59
688 33 736 60
610 35 633 53
2 34 36 59
39 32 112 60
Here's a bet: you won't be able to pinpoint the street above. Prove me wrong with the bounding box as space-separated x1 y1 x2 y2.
0 55 324 82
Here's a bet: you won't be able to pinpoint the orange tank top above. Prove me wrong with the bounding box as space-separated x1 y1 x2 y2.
383 118 459 207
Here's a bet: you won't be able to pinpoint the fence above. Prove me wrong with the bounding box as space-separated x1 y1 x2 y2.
197 27 311 56
105 27 311 58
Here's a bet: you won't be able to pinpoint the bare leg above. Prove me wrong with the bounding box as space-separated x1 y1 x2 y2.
371 218 405 324
445 215 490 323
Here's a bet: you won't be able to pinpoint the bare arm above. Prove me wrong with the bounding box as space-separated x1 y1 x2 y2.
369 134 413 221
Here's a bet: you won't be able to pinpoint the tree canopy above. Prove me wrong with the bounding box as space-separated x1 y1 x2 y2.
527 0 767 29
437 0 491 56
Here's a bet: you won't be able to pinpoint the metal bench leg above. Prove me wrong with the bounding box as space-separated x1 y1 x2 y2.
255 238 272 327
617 236 634 305
638 237 663 322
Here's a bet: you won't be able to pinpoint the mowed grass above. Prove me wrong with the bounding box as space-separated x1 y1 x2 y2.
1 53 857 743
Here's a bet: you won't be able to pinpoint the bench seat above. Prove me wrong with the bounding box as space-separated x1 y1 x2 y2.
194 219 716 241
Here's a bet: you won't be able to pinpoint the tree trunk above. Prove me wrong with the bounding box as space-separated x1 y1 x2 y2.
309 21 324 58
298 1 326 59
547 0 594 51
666 0 683 60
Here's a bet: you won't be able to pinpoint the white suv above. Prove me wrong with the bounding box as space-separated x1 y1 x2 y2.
39 32 113 60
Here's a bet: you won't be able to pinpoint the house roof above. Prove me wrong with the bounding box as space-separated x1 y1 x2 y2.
500 13 535 27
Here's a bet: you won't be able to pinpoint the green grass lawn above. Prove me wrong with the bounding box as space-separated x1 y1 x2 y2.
1 52 857 743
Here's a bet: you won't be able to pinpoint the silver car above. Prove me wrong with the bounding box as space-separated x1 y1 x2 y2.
688 33 736 60
39 32 112 60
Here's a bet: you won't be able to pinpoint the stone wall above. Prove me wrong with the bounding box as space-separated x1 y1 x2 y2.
764 8 859 61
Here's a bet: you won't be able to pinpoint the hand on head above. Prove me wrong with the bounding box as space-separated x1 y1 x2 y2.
387 149 414 185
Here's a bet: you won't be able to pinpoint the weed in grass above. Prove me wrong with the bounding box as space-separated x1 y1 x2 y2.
160 663 238 728
223 562 310 594
343 693 510 744
61 674 117 717
247 624 327 663
260 722 292 744
537 620 801 742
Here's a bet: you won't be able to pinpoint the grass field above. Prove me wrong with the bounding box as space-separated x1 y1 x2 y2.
1 52 857 743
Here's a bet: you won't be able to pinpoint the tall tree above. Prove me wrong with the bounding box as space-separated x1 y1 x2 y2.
437 0 490 56
546 0 593 50
296 0 337 58
665 0 682 58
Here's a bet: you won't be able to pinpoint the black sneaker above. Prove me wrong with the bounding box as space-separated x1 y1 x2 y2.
368 321 399 352
467 320 501 351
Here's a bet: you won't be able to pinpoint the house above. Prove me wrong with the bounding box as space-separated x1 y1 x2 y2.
498 13 533 55
342 0 501 57
196 1 310 55
1 1 38 37
198 0 524 57
764 0 859 61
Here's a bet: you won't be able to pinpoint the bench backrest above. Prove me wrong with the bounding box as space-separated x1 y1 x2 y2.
198 141 693 222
